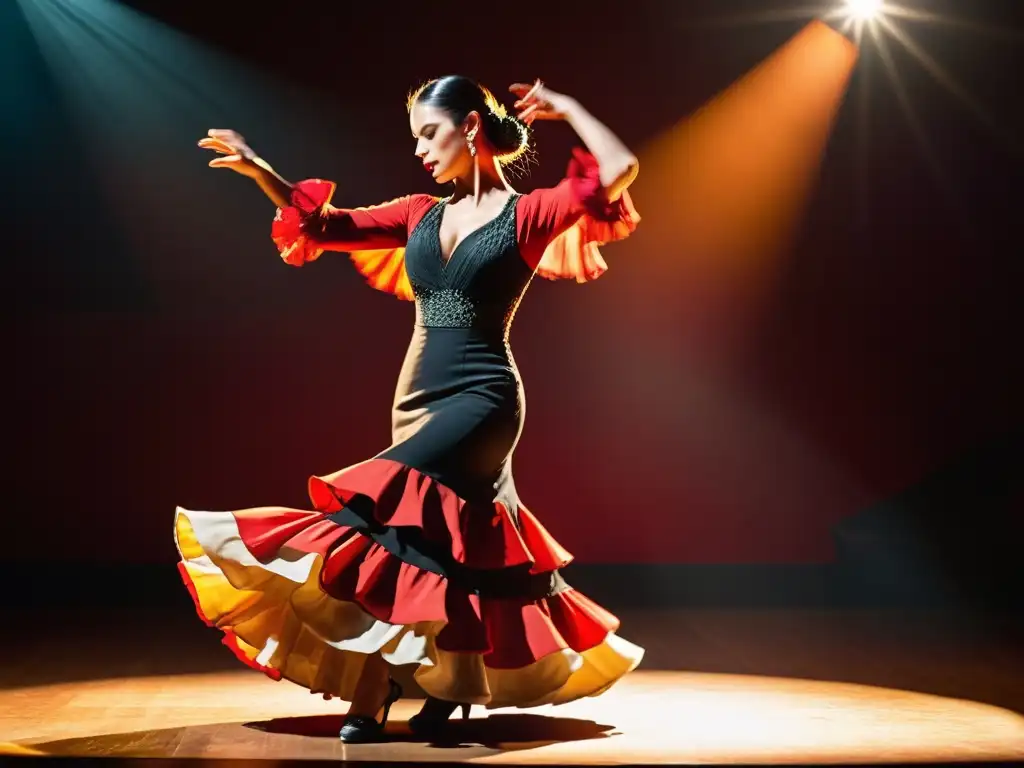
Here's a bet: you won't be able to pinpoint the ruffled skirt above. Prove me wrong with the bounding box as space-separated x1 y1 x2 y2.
174 457 644 708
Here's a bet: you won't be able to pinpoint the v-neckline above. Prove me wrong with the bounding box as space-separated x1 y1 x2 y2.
436 193 516 270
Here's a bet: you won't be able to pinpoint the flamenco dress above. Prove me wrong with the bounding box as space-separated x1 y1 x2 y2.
173 148 645 709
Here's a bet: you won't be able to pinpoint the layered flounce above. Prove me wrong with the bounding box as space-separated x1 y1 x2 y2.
174 458 644 707
270 178 333 267
270 180 415 300
533 147 641 284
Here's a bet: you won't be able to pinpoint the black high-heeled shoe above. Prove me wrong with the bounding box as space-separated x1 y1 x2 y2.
407 695 472 738
339 676 403 743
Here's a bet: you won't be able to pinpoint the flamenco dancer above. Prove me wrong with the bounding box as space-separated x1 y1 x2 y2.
178 75 644 743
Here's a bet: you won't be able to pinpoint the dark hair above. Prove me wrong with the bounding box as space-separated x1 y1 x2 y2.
407 75 532 166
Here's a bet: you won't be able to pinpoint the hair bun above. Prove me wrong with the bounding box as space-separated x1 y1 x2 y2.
484 111 529 161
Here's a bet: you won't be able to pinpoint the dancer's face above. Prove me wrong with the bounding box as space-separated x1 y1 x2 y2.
410 102 479 185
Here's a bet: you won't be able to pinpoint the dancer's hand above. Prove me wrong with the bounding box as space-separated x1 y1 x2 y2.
198 129 264 178
509 80 578 124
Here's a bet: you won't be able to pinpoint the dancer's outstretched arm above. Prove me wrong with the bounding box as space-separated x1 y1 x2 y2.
197 127 434 267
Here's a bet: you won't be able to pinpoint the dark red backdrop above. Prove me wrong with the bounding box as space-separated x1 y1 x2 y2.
5 0 1021 566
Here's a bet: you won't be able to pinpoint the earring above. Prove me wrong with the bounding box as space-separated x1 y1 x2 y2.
467 130 477 157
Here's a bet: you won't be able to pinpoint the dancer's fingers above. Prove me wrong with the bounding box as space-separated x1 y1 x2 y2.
208 155 242 167
198 137 235 154
517 104 540 123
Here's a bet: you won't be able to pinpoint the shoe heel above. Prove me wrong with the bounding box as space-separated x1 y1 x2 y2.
460 703 471 720
380 700 394 728
379 676 403 728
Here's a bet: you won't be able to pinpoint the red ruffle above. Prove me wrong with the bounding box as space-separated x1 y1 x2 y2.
307 458 572 574
212 459 618 667
271 179 334 267
534 147 640 283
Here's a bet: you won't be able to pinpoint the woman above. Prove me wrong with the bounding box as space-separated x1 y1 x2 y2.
178 75 644 744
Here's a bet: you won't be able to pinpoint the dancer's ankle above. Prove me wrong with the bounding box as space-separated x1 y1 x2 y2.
348 658 390 719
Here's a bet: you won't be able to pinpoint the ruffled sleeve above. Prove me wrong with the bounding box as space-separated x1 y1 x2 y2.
270 179 434 301
271 179 335 267
516 148 640 283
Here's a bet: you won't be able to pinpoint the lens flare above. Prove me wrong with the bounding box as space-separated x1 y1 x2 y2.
846 0 883 21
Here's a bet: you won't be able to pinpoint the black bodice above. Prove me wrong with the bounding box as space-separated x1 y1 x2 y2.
404 194 536 339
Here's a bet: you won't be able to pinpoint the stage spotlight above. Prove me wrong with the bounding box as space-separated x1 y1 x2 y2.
845 0 883 21
824 0 886 43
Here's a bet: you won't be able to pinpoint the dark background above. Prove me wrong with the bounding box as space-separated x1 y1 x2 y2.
3 0 1021 606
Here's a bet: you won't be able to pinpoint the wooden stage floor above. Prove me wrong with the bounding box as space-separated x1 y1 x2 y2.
2 605 1023 765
